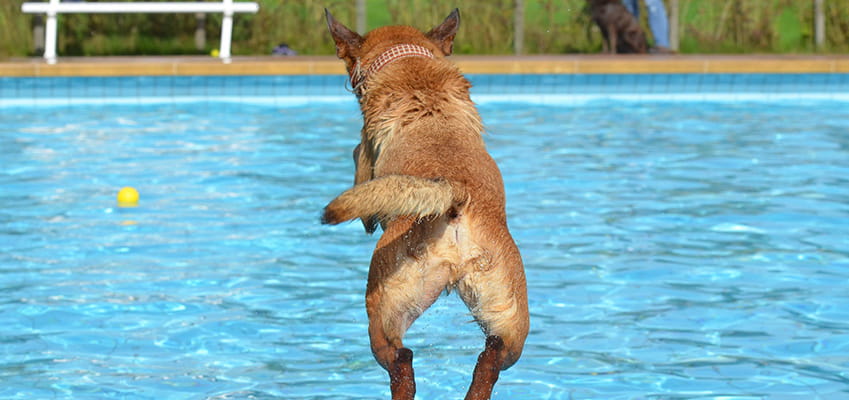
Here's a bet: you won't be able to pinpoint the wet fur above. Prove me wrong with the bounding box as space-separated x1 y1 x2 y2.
323 9 529 399
588 0 648 54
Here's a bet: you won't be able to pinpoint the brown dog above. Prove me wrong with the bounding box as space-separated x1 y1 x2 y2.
588 0 648 54
321 9 529 400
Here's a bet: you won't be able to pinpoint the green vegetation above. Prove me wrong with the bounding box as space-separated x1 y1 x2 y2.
0 1 32 57
1 0 848 58
677 0 828 53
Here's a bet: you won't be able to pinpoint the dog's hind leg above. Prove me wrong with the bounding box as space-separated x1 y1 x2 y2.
458 241 529 398
598 26 611 53
389 348 415 400
464 335 504 400
365 218 449 397
366 265 424 400
366 268 442 400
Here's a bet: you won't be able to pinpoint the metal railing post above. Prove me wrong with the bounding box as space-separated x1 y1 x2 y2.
356 0 366 34
219 0 233 63
32 15 45 55
814 0 825 51
195 13 207 51
669 0 679 51
44 0 59 64
514 0 524 55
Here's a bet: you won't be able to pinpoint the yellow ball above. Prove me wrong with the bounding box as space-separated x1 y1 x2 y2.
210 49 220 57
117 187 139 207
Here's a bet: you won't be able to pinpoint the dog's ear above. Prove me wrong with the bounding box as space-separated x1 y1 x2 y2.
325 9 363 60
426 8 460 56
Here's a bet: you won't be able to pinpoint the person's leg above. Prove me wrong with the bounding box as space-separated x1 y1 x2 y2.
644 0 670 48
622 0 639 18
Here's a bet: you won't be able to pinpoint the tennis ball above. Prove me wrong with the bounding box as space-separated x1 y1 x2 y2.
211 49 220 57
117 187 139 207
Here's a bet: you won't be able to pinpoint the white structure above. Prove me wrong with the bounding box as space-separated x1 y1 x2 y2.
21 0 259 64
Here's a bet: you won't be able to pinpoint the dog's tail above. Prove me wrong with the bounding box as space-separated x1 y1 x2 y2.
321 175 467 228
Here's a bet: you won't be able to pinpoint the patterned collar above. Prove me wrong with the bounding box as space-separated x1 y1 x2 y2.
350 44 435 95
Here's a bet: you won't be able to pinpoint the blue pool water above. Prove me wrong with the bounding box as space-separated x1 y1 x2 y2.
2 76 849 399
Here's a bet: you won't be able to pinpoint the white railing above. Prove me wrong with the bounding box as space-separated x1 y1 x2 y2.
21 0 259 64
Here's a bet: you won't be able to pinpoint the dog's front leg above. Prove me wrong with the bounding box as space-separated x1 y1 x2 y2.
352 141 378 233
607 23 618 54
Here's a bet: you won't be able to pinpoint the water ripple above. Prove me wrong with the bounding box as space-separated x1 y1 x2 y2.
1 100 848 399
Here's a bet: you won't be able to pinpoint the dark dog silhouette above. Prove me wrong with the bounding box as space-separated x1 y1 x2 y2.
588 0 648 54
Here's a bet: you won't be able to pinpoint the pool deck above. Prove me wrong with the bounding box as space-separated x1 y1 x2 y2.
2 55 849 77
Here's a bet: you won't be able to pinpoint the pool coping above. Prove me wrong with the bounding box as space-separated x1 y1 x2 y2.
2 55 849 77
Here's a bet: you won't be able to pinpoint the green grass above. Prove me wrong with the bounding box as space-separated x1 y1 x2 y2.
1 0 847 58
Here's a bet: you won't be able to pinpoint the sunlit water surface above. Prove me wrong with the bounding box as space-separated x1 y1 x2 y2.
1 99 848 399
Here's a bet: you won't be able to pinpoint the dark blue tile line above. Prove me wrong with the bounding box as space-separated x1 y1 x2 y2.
467 73 849 94
1 74 848 100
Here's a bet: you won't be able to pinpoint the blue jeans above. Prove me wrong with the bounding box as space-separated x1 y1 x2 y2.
622 0 670 48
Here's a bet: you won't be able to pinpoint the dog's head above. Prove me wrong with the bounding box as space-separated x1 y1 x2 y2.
622 27 648 53
325 9 460 83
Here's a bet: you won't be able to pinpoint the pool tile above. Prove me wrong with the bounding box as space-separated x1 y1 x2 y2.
2 73 848 104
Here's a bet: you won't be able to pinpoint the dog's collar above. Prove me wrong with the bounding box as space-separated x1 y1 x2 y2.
350 44 435 95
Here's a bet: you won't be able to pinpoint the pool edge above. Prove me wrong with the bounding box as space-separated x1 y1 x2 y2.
2 55 849 77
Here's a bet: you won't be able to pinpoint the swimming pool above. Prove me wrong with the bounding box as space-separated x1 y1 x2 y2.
2 75 849 399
